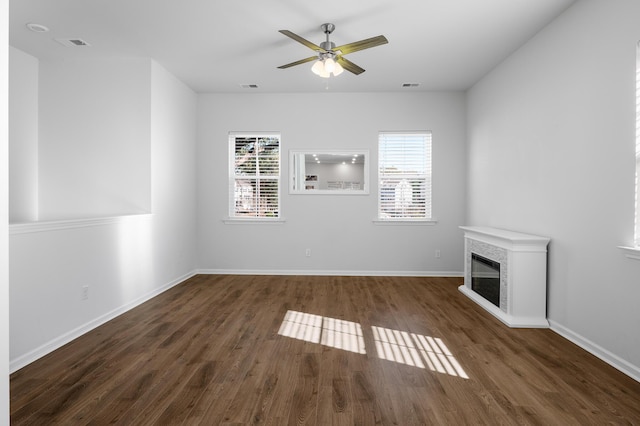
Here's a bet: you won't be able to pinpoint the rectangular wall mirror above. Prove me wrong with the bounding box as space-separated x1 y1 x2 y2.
289 150 369 194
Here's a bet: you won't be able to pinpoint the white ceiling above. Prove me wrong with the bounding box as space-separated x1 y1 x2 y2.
9 0 576 94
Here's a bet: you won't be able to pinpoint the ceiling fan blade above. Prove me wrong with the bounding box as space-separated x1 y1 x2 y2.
279 30 326 52
334 35 388 55
336 56 365 75
278 56 318 69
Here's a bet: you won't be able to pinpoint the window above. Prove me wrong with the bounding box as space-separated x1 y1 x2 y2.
229 133 280 219
378 132 432 221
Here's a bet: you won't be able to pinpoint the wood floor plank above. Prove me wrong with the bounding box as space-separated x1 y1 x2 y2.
10 274 640 425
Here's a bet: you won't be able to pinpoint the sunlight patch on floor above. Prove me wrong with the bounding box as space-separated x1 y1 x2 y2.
277 311 468 378
278 310 366 354
372 326 469 379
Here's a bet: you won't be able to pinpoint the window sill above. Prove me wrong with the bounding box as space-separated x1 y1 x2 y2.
373 218 438 226
223 217 286 225
618 246 640 261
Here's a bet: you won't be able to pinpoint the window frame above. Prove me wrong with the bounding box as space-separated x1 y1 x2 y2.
376 131 435 224
227 132 282 222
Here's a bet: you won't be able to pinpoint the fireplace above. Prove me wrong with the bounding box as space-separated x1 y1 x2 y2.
459 226 550 328
471 253 500 307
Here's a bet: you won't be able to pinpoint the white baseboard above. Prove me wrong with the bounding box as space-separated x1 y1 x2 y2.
549 320 640 383
10 270 197 373
196 269 464 277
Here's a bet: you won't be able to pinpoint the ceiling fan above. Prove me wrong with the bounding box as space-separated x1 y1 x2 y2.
277 23 388 78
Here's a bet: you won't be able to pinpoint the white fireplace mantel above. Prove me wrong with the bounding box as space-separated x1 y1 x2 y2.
459 226 550 328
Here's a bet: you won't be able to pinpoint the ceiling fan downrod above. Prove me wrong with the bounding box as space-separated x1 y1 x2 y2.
320 23 336 52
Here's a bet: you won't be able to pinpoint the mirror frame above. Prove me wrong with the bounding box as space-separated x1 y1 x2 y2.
289 149 370 195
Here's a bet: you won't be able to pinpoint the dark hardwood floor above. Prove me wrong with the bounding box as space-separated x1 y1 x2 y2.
10 275 640 425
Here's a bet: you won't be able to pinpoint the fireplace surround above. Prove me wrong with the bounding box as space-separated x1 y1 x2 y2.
459 226 550 328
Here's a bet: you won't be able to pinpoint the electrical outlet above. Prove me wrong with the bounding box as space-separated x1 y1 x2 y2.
435 250 441 259
81 285 89 300
305 248 311 257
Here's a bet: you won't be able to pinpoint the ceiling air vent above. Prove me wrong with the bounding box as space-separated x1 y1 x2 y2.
239 84 259 89
402 83 420 88
55 38 91 47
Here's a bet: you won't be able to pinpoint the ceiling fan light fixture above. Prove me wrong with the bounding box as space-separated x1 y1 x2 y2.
311 60 324 76
318 66 331 78
311 57 343 78
333 61 344 76
311 59 331 78
324 57 336 73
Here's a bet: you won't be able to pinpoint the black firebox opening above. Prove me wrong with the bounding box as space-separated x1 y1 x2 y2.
471 253 500 307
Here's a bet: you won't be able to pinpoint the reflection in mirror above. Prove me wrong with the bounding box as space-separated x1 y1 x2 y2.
290 150 369 194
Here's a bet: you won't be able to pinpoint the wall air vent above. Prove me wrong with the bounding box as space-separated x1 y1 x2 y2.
402 83 420 88
239 84 259 89
55 38 91 47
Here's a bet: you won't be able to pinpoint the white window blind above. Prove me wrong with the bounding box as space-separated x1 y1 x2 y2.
229 133 280 218
378 132 432 220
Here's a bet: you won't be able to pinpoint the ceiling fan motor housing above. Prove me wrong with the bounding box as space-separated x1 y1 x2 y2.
320 41 336 51
320 23 337 59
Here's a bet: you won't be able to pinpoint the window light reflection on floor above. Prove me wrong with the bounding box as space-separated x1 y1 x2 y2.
277 310 366 354
372 326 469 379
276 311 468 379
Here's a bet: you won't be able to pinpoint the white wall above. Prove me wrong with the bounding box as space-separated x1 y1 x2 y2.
467 0 640 379
197 92 466 275
9 57 198 370
9 47 38 223
150 61 198 286
38 58 152 220
1 0 11 420
10 215 157 365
